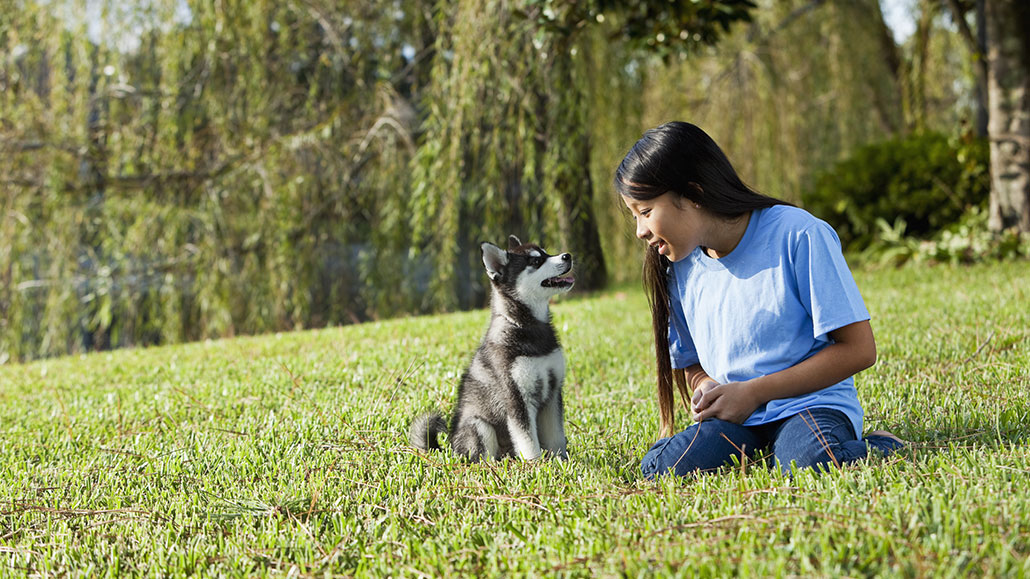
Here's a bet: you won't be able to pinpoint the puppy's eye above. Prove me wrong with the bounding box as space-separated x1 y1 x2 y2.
529 256 545 267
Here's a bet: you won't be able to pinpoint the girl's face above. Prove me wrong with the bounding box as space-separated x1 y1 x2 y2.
622 192 710 262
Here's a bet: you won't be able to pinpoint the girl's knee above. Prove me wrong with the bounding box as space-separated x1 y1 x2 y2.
777 438 868 475
640 433 698 479
641 419 758 479
640 436 675 479
773 409 864 474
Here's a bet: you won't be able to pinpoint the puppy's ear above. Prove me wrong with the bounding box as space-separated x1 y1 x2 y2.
507 235 522 250
481 242 508 281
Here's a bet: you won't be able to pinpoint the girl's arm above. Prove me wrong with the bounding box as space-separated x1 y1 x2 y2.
691 320 876 424
683 364 717 393
684 364 718 422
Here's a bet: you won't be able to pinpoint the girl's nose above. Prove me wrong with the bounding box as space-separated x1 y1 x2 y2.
636 219 650 240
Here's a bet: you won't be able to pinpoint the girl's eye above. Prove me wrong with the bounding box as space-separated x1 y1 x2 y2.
640 208 651 217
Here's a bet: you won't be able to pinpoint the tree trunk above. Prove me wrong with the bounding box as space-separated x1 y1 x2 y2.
985 0 1030 233
944 0 990 137
976 0 989 138
543 36 608 291
910 0 935 132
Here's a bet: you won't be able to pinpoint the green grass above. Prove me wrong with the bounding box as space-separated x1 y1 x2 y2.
2 262 1029 577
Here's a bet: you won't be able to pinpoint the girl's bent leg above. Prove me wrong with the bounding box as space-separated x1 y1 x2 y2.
641 419 762 479
771 408 867 475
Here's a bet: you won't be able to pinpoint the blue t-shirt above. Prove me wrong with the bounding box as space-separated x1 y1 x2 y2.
668 205 869 436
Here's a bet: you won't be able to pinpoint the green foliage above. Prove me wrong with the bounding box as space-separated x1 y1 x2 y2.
410 2 555 311
1 1 430 362
636 0 909 218
2 264 1030 575
859 206 1030 268
408 0 758 306
1 0 761 361
0 0 993 363
804 132 990 249
520 0 756 59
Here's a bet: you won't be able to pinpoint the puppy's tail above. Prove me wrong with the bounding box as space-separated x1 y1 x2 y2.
409 412 448 451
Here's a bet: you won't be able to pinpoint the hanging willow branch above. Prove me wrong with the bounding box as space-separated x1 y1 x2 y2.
410 0 611 311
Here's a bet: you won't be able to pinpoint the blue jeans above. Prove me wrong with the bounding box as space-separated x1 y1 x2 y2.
641 408 904 479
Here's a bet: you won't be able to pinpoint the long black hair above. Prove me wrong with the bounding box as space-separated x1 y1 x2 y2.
614 122 790 438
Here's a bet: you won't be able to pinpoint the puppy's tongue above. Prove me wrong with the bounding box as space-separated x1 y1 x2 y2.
554 276 575 283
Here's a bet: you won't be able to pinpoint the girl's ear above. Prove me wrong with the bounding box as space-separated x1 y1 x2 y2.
481 242 508 281
686 182 704 209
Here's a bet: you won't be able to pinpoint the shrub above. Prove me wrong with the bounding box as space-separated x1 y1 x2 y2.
858 206 1030 268
803 132 990 249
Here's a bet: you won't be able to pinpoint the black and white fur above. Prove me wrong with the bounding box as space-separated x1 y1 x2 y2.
409 235 574 461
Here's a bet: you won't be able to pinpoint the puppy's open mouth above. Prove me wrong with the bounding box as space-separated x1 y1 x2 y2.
542 272 575 288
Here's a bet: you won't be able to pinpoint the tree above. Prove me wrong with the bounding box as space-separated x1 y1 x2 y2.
632 0 904 208
411 0 756 309
943 0 989 137
983 0 1030 232
0 0 432 361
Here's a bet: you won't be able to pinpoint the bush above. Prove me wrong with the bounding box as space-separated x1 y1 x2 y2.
803 132 990 249
858 206 1030 268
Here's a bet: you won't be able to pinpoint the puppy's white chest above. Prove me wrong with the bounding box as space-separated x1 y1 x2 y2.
509 349 565 401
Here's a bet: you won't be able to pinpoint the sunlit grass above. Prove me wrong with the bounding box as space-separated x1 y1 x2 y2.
2 262 1029 576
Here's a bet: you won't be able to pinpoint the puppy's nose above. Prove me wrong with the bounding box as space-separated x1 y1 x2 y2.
560 253 572 263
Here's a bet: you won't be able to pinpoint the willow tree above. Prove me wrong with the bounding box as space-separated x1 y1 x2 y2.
410 2 607 312
0 0 429 361
630 0 903 222
411 0 756 310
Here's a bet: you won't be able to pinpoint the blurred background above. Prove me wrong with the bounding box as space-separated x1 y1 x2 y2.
2 0 1027 363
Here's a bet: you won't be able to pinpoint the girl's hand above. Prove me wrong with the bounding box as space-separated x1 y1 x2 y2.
691 381 760 424
690 379 718 421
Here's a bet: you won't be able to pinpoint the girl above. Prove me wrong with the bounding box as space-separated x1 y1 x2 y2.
615 122 904 478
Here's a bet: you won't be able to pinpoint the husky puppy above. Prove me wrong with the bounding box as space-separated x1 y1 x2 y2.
409 235 574 461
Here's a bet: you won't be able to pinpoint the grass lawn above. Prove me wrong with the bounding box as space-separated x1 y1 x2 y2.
2 261 1029 577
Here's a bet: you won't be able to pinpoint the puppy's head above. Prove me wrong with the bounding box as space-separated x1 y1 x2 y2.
482 235 575 302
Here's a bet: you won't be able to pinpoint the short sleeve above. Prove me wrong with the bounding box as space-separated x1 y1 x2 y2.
793 222 870 342
668 275 700 369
